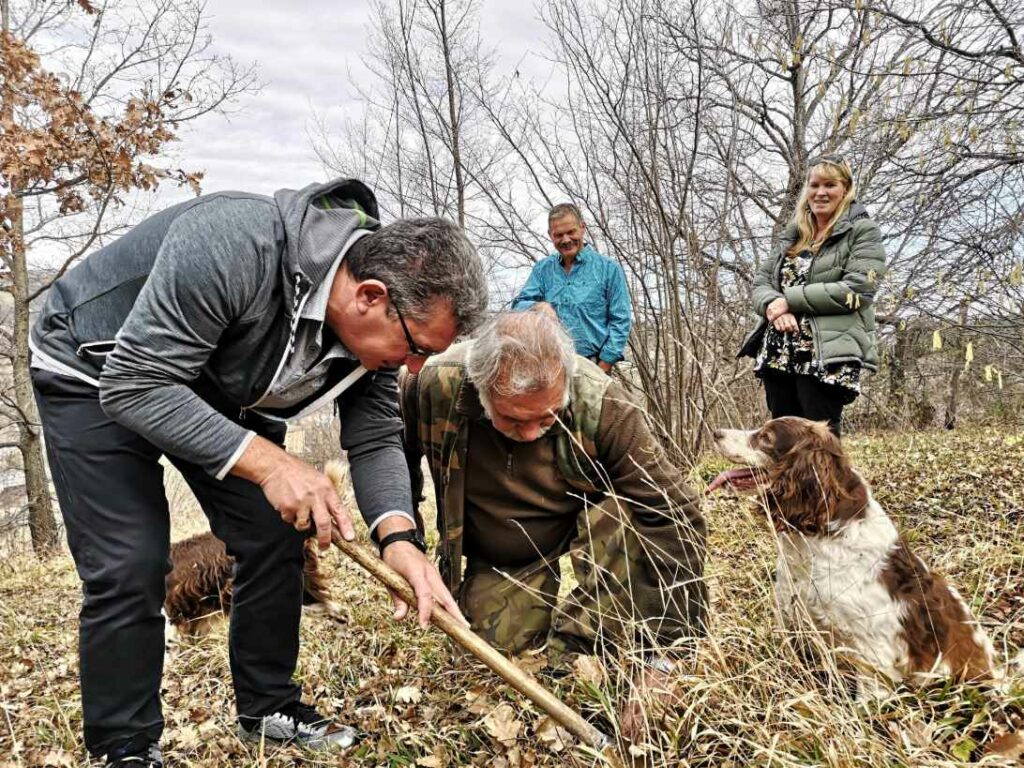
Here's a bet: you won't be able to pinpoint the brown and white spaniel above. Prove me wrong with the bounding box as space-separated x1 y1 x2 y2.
165 531 343 640
710 417 998 693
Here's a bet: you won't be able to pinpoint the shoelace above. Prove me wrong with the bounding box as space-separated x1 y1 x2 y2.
283 701 328 728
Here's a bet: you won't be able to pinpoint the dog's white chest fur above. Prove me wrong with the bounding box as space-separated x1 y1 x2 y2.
775 498 910 680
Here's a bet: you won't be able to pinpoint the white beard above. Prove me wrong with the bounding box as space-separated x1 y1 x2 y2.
501 423 554 442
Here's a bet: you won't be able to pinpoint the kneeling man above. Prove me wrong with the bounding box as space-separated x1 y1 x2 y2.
400 311 706 705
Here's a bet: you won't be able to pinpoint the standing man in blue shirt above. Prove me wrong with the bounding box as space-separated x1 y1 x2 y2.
512 204 632 373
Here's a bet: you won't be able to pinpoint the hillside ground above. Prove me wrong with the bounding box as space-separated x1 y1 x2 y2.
1 426 1022 767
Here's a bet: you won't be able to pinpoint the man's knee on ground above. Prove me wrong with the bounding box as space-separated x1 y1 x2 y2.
459 570 557 655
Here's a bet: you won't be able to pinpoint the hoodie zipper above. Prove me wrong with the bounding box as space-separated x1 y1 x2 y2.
240 272 310 419
240 226 374 421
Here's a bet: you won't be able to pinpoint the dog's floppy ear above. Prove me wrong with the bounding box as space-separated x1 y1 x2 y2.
767 424 863 534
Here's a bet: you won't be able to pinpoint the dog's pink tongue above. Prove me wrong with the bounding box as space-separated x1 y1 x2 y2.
706 467 757 494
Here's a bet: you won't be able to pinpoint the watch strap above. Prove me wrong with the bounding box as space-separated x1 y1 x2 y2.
378 529 427 555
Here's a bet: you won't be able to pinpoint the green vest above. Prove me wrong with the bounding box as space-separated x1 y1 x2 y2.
401 341 612 590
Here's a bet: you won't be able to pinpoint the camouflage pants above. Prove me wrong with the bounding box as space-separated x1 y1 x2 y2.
458 496 706 657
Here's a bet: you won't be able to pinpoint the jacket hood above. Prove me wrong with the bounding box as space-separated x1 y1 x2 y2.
840 199 869 225
273 178 380 302
848 199 869 218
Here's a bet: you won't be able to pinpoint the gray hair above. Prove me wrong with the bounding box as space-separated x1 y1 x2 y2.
548 203 583 226
467 311 577 400
346 218 488 333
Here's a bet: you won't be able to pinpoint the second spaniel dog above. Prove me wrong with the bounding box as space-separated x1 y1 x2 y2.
710 417 998 693
165 531 343 640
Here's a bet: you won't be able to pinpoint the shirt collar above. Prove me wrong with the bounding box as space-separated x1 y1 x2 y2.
296 231 367 359
301 228 373 322
550 243 592 266
301 255 342 322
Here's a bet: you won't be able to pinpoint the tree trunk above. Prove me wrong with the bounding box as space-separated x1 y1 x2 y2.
887 322 909 413
436 0 466 227
2 4 59 557
6 192 60 557
399 0 442 216
944 363 962 431
943 302 971 431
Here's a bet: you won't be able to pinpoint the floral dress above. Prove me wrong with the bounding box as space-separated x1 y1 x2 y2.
753 250 861 394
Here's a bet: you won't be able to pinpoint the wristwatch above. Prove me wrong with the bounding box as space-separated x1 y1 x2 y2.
378 529 428 556
645 653 675 675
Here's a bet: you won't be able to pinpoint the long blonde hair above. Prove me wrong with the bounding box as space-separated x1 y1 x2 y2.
787 156 857 257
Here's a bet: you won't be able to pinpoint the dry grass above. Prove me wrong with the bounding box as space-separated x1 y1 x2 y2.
0 427 1022 766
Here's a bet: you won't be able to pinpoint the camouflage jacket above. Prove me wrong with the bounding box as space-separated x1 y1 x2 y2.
399 341 612 591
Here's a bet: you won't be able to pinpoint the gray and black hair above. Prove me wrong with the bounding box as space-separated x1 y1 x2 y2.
548 203 583 226
346 218 488 333
467 311 576 400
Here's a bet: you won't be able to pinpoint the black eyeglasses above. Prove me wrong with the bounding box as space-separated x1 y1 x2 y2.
393 302 429 358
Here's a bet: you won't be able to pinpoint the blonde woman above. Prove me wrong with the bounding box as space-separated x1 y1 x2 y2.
739 155 886 436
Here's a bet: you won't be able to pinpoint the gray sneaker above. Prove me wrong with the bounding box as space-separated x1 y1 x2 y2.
238 701 357 751
104 741 163 767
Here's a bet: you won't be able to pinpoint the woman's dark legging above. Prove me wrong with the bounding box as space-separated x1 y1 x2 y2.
761 374 853 437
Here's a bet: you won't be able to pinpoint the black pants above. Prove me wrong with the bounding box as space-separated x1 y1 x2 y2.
761 373 854 437
32 369 306 757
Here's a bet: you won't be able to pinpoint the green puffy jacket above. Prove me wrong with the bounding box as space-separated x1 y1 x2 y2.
738 201 887 371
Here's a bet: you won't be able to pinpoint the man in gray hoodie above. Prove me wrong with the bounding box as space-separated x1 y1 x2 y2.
29 178 488 767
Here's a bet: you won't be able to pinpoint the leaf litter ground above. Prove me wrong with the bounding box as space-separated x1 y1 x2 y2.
1 426 1022 766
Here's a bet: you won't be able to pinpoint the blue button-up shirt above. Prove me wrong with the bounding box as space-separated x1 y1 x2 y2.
511 244 632 363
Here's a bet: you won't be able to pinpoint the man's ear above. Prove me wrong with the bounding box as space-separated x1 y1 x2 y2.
353 279 389 314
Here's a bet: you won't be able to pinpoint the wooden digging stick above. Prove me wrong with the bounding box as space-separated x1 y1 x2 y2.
329 527 613 753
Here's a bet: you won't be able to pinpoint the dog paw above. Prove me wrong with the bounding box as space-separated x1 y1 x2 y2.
854 674 894 705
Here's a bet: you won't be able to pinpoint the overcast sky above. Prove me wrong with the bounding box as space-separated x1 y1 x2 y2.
159 0 550 205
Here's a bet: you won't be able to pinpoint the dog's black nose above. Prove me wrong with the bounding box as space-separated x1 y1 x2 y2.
712 429 724 441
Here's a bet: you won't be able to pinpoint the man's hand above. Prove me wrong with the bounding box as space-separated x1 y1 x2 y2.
765 297 790 322
232 436 356 549
597 360 613 374
772 311 799 334
620 662 677 742
382 543 468 630
376 517 468 630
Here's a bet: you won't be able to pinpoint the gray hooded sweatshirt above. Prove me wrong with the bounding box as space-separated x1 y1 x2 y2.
30 178 410 529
